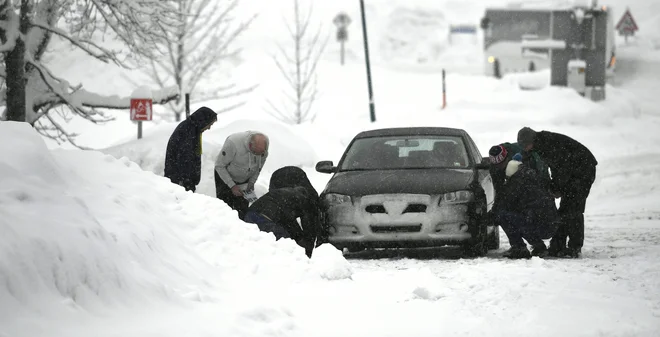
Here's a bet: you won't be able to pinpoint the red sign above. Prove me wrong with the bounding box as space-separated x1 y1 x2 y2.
615 9 638 35
130 98 153 121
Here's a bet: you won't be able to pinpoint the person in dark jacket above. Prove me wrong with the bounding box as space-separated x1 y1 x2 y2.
244 185 322 258
517 127 597 258
495 154 561 259
164 107 217 192
488 142 550 212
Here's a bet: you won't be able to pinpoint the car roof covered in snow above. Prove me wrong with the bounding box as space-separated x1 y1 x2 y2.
354 127 468 139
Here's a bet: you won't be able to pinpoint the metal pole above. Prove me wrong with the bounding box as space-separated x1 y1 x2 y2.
185 93 190 119
359 0 376 122
441 69 447 109
137 121 143 139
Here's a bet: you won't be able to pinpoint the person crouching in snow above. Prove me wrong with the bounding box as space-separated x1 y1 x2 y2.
164 107 217 192
495 153 561 259
244 185 322 258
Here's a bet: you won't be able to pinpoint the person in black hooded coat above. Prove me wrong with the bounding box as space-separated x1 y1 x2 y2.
244 166 322 257
517 127 597 258
164 107 217 192
245 185 322 258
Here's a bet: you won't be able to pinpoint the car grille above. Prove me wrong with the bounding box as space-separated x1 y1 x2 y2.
370 224 423 233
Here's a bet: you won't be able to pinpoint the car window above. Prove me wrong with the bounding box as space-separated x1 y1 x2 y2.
465 135 483 165
339 135 471 171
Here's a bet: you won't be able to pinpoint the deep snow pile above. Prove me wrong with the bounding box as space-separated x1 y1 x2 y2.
0 122 352 336
102 118 334 198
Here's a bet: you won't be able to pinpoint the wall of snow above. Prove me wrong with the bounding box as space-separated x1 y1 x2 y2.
0 121 351 335
102 119 322 198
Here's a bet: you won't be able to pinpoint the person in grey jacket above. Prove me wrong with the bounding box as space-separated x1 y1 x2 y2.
214 131 269 219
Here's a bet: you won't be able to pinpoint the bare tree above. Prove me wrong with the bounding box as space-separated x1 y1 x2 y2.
267 0 329 124
0 0 181 147
140 0 256 122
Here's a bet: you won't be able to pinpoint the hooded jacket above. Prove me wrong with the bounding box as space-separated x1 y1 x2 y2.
490 142 550 212
164 107 217 190
248 186 322 243
269 166 318 198
522 131 598 194
498 160 560 226
214 131 269 188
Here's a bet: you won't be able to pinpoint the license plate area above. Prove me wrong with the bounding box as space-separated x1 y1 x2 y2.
370 224 422 233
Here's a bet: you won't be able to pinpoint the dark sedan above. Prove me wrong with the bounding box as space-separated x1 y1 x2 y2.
315 127 498 256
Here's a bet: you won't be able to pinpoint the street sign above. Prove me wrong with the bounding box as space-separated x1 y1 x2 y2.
333 12 351 28
615 9 638 36
130 98 153 121
337 27 348 41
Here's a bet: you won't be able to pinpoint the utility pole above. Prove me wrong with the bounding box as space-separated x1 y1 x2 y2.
359 0 376 122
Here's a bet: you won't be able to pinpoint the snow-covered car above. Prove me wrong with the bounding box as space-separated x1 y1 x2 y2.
315 127 498 256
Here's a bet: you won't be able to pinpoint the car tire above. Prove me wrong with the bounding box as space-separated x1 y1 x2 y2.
486 226 500 250
462 224 488 257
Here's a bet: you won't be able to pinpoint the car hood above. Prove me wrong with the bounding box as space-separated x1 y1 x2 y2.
323 169 475 196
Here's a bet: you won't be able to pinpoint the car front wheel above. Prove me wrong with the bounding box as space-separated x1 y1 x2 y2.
462 219 488 257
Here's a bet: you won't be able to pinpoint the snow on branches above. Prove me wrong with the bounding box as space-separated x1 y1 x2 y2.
0 0 182 146
142 0 255 121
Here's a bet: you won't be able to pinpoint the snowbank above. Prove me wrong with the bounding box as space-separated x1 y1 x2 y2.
0 121 350 336
103 118 321 198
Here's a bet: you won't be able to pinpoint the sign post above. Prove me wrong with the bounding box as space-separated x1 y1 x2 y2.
359 0 376 122
333 12 352 65
185 93 190 119
615 8 639 43
130 87 154 139
441 69 447 109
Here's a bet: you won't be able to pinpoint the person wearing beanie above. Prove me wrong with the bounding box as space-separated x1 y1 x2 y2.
494 154 560 259
516 127 598 258
488 142 550 218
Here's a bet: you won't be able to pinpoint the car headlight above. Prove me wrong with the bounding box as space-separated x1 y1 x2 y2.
440 190 474 204
324 193 352 206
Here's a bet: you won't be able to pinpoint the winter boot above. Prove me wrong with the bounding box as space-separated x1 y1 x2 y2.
503 246 531 259
563 247 581 259
547 242 566 257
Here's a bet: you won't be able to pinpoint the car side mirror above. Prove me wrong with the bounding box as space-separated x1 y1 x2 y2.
475 157 491 170
315 160 336 174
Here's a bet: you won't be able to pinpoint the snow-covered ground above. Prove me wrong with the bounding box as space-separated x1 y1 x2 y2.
2 0 660 336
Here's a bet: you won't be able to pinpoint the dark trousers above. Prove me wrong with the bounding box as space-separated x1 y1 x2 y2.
244 211 292 240
551 165 596 250
495 210 559 248
214 171 249 220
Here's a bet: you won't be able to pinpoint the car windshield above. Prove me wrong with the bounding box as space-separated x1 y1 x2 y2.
339 135 471 171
